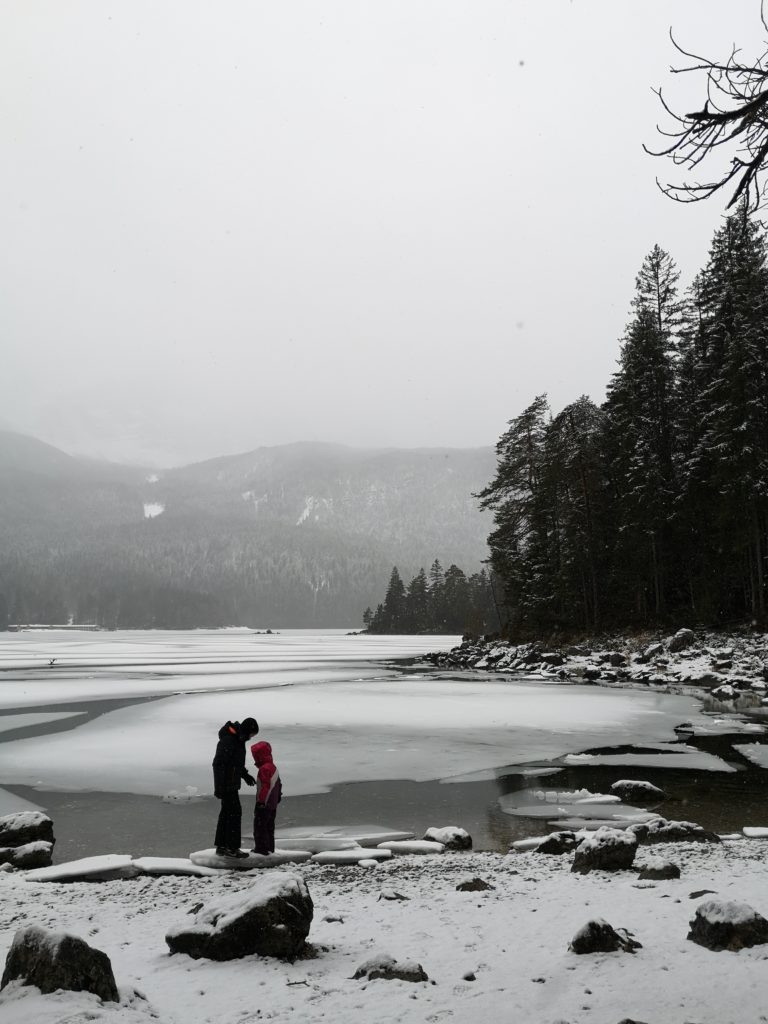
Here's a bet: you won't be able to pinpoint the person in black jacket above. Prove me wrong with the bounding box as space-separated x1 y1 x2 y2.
212 717 259 857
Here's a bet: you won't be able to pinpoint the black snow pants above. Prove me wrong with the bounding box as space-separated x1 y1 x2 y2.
214 791 242 850
253 805 277 855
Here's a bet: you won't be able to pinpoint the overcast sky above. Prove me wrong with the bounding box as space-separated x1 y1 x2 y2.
1 1 762 466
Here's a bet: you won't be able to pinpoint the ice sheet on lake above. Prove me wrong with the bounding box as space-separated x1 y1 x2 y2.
275 825 414 849
563 749 736 771
0 631 713 799
0 676 710 798
0 629 459 707
733 743 768 769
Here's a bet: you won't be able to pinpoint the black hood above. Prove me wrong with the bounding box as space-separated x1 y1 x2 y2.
218 721 239 740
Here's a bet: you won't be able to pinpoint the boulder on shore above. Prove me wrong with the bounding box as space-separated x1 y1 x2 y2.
569 919 642 954
353 954 428 982
535 831 580 855
0 842 54 870
1 924 118 1001
571 827 637 874
423 826 472 851
0 812 54 850
628 818 721 845
166 871 312 961
637 857 680 880
687 899 768 951
668 628 695 653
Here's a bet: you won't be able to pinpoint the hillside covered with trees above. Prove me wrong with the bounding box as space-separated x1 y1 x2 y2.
0 438 493 629
481 204 768 634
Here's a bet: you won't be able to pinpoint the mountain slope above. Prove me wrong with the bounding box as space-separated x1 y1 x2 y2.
0 434 495 628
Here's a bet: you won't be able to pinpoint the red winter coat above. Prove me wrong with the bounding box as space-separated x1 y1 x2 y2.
250 741 282 809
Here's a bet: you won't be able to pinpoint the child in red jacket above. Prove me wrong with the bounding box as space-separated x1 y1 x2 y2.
250 740 282 855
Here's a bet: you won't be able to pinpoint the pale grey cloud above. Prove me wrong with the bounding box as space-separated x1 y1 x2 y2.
0 1 758 465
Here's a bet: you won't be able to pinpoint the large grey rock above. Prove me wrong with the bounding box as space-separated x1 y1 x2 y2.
536 830 579 855
0 812 54 849
456 877 494 892
628 818 721 845
637 857 680 880
571 827 637 874
1 924 118 1001
353 954 428 982
0 842 54 870
668 628 695 653
687 899 768 951
423 826 472 851
166 871 312 961
569 919 641 954
643 642 665 660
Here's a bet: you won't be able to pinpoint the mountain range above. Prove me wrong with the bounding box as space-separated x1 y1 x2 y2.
0 430 495 628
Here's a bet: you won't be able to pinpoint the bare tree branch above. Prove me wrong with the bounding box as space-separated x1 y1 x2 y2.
648 13 768 210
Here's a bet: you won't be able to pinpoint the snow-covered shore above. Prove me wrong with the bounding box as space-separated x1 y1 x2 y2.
422 629 768 704
2 840 768 1024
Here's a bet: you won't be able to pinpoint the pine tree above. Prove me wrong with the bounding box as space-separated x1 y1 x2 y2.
604 248 680 620
380 567 407 632
683 205 768 618
405 568 429 632
477 395 550 629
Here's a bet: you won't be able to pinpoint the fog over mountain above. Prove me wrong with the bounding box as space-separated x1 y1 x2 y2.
0 430 494 628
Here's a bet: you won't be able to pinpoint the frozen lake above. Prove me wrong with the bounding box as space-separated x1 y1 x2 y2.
0 628 758 855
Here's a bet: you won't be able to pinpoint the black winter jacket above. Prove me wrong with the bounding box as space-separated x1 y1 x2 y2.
212 721 251 796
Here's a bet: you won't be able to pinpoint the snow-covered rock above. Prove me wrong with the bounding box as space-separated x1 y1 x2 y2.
535 831 580 855
352 954 428 982
687 899 768 951
628 819 721 845
455 877 494 892
637 856 680 880
0 812 54 849
571 826 637 874
610 779 666 802
569 919 641 954
423 826 472 850
166 872 312 961
1 924 118 1001
668 629 695 653
0 841 53 870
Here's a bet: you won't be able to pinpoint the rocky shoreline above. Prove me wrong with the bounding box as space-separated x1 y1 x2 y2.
3 837 768 1024
421 628 768 705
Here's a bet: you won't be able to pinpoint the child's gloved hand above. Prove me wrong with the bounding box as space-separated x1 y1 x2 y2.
256 801 265 809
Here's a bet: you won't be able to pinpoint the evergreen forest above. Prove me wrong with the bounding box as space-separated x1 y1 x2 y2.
480 204 768 635
364 562 498 635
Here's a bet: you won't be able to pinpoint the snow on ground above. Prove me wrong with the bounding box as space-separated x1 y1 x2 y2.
1 840 768 1024
0 674 707 798
142 503 164 519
